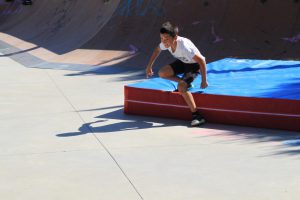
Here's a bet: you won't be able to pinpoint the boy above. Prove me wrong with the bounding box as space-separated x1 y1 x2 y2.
146 21 208 126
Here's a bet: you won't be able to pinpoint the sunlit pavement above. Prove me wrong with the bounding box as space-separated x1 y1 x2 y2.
0 54 300 200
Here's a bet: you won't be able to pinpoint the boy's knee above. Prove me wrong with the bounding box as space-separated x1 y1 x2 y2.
158 66 173 78
158 70 165 78
158 70 170 78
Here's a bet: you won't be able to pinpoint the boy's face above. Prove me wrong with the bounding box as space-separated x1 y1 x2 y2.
160 33 176 48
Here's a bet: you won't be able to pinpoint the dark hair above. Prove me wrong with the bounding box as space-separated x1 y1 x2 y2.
160 21 179 37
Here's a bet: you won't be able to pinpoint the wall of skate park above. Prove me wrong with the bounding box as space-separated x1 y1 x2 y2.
0 0 300 68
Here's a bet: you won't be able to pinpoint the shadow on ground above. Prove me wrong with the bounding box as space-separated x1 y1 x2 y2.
56 108 188 137
56 106 300 157
198 124 300 157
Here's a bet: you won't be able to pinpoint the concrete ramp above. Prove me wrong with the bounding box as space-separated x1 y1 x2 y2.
0 0 300 67
0 0 121 65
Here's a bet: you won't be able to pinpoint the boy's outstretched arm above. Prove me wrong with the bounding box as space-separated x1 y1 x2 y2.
193 54 208 89
146 46 161 78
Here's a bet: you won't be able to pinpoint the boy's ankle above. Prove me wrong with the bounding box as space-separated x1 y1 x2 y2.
192 111 199 115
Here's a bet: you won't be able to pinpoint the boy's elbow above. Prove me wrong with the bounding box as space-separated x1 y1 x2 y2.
193 55 205 65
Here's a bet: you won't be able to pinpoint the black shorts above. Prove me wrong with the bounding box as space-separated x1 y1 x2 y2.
170 59 200 84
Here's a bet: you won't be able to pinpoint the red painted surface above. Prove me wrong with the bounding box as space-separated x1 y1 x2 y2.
124 86 300 131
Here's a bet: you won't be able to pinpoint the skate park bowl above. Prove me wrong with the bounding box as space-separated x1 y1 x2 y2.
1 0 300 131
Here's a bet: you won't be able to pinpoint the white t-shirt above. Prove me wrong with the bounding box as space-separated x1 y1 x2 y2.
159 36 205 64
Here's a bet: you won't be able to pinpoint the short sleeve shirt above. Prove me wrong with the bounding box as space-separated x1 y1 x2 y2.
159 36 205 64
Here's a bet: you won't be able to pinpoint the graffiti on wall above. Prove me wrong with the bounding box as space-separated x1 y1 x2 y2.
0 0 23 15
282 34 300 43
118 0 164 16
211 22 223 44
192 20 224 44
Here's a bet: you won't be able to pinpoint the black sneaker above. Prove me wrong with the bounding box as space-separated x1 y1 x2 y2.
191 113 205 126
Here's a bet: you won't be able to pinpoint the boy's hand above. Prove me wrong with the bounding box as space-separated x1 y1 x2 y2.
201 80 208 89
146 66 154 78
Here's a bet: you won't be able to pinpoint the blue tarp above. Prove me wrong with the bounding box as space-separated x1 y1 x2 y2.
129 58 300 100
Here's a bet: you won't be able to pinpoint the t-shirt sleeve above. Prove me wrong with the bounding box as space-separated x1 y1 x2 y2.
159 43 167 50
184 40 205 61
186 46 198 60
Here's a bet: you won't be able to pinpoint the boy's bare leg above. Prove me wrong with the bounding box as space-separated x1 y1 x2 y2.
181 91 197 112
158 65 182 83
178 81 197 112
159 66 198 113
158 68 204 125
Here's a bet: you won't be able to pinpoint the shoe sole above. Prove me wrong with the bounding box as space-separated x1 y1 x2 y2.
191 119 205 127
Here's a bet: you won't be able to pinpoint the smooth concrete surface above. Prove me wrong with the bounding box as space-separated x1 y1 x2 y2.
1 1 300 199
1 55 300 200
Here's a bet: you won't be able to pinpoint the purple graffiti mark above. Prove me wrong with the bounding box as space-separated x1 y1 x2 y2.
118 0 164 17
129 44 139 54
282 34 300 43
192 21 201 26
0 0 23 16
211 22 223 43
118 0 131 16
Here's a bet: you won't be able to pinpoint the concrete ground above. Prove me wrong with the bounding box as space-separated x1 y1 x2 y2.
1 54 300 200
